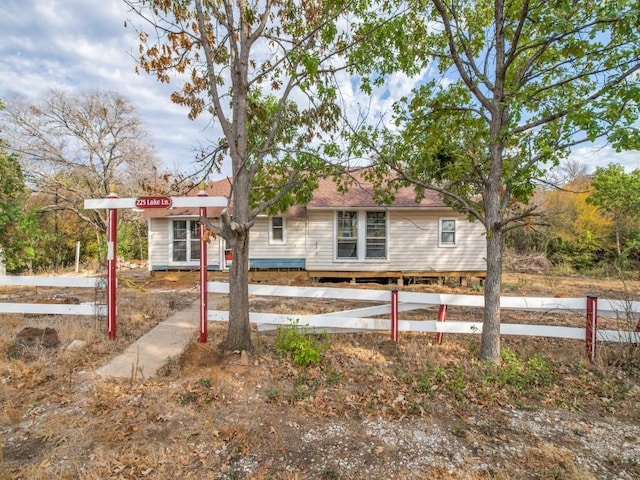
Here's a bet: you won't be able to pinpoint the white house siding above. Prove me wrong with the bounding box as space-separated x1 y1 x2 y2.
388 211 486 271
305 210 336 270
305 209 486 272
148 218 168 270
249 216 307 261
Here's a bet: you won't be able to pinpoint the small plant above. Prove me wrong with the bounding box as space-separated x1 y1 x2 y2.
483 347 557 394
177 391 199 405
516 276 532 290
452 421 467 438
320 465 340 480
543 275 561 289
467 338 480 355
274 318 327 366
416 369 432 394
324 369 343 387
266 387 279 402
426 364 468 403
289 384 309 403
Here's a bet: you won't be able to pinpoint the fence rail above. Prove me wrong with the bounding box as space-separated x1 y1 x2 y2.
0 275 106 316
207 282 640 360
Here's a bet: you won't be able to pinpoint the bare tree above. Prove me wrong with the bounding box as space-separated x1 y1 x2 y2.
2 90 161 236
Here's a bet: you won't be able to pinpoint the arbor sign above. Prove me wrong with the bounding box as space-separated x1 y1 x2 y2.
84 192 226 342
135 196 172 209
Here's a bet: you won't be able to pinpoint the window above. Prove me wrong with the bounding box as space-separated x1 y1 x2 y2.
439 218 456 246
337 211 358 258
172 220 201 262
366 212 386 258
269 216 286 244
336 211 388 261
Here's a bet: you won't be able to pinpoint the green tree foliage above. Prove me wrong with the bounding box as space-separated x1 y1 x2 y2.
588 163 640 266
117 217 148 261
24 191 101 271
0 101 35 272
125 0 358 351
350 0 640 362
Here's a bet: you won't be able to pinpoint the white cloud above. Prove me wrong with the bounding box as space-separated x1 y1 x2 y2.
568 144 640 173
1 0 637 182
0 0 211 177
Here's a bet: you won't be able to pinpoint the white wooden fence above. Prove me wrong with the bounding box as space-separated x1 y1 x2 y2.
207 282 640 357
0 276 107 316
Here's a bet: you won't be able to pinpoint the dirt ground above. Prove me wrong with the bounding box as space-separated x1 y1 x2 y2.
1 271 639 479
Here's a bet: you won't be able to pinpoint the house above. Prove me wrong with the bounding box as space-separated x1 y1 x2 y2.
144 171 487 284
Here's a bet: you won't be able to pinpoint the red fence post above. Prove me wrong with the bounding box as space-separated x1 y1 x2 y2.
435 304 448 345
391 289 399 343
106 187 118 340
198 184 208 343
586 295 598 362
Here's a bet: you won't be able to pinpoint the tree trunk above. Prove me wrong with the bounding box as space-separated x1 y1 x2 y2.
615 220 621 260
479 225 503 363
222 11 253 352
224 227 252 351
478 144 505 364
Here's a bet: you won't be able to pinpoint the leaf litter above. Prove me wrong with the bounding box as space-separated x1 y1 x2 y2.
0 272 639 479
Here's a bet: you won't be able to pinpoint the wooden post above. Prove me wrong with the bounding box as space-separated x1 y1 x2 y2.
106 187 118 339
198 184 208 343
435 304 448 345
391 289 399 342
586 295 598 362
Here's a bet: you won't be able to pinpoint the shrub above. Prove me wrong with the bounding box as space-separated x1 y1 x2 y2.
274 318 327 367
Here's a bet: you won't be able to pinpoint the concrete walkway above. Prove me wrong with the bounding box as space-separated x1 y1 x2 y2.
96 299 201 379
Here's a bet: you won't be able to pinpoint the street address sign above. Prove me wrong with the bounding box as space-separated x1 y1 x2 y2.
134 196 173 209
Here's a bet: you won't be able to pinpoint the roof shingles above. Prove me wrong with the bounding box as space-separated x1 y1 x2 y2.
143 170 445 219
308 171 446 208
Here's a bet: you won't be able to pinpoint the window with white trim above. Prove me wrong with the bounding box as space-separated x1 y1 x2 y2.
336 211 388 261
337 211 358 258
439 218 456 247
365 211 387 258
172 220 200 262
269 216 286 244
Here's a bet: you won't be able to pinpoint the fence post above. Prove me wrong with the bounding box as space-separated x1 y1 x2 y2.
391 289 399 342
198 184 208 343
435 304 448 345
106 186 118 340
586 295 598 362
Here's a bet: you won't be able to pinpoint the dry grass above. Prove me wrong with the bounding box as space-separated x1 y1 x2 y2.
0 272 639 479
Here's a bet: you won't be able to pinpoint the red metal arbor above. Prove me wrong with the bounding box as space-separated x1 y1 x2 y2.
84 187 226 342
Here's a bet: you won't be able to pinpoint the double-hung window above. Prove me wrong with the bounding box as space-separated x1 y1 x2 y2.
439 218 456 247
269 216 286 244
336 211 387 261
337 211 358 258
172 220 200 262
365 212 387 258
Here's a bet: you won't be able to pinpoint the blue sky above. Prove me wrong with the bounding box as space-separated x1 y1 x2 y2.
1 0 638 180
0 0 212 176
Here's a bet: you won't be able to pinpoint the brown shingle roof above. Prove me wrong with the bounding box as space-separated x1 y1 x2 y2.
143 170 445 219
308 170 446 208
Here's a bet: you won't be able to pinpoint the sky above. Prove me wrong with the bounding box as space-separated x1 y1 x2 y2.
1 0 638 182
0 0 215 177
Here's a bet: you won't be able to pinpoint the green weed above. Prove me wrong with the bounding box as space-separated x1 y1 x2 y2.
274 318 328 367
